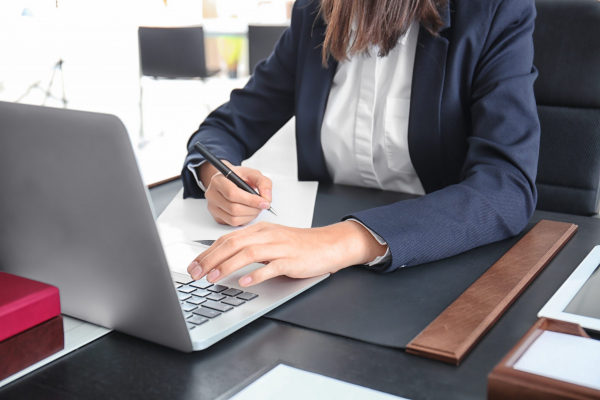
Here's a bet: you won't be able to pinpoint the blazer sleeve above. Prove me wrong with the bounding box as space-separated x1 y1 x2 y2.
346 0 540 272
181 5 302 199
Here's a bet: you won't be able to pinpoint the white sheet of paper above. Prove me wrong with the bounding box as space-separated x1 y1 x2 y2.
156 176 318 246
513 330 600 390
230 364 410 400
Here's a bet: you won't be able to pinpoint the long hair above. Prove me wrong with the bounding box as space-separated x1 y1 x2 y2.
319 0 447 65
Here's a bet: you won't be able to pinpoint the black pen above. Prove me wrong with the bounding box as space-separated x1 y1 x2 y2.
193 142 277 216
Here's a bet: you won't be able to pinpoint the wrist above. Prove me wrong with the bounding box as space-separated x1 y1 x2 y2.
198 159 234 188
333 221 387 267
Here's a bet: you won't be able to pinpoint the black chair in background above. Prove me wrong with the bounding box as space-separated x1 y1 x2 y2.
248 25 288 75
533 0 600 216
137 26 219 138
138 26 218 78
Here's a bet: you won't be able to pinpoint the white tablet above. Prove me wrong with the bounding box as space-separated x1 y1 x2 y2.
538 246 600 332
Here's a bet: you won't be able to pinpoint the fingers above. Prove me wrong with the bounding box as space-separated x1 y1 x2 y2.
238 261 287 287
207 187 262 226
211 173 271 210
206 244 288 283
208 190 262 219
187 224 279 279
204 232 275 277
186 222 271 274
204 167 273 227
243 169 273 202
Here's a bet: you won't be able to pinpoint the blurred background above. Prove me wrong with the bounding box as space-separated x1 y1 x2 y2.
0 0 297 186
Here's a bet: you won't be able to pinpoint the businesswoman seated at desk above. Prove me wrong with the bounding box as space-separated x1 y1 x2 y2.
182 0 540 288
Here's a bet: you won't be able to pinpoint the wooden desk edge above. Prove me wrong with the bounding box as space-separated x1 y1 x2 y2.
147 175 180 188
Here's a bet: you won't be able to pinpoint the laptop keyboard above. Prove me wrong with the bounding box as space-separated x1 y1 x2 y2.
173 278 258 330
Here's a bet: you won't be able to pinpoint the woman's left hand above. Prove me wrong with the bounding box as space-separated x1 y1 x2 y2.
186 221 387 287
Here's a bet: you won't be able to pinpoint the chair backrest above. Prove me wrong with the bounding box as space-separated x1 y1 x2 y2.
533 0 600 216
138 26 209 79
248 25 288 74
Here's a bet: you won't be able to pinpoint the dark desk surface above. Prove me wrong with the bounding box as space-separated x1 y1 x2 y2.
2 180 599 400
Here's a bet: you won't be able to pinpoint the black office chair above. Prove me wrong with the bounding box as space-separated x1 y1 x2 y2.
138 26 218 79
137 26 219 138
248 25 288 75
533 0 600 216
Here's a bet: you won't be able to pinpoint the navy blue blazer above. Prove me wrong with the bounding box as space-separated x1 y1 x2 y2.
182 0 540 272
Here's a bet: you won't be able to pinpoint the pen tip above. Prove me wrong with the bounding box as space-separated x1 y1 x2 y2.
269 207 278 217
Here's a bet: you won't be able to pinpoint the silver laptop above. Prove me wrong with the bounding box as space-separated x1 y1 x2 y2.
0 101 328 352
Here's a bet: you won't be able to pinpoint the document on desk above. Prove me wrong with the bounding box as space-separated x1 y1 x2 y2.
513 330 600 390
222 364 410 400
156 175 318 247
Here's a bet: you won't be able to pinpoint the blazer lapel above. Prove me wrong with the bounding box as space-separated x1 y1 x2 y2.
296 23 338 182
408 4 451 193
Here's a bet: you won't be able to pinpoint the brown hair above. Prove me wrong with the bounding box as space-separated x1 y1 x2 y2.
319 0 447 64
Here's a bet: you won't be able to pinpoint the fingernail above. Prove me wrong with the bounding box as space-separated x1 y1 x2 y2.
188 260 199 273
259 202 270 210
239 275 252 286
263 189 272 201
191 266 202 280
207 269 220 282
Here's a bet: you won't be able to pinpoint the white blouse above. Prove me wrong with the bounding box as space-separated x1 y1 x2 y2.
321 20 423 195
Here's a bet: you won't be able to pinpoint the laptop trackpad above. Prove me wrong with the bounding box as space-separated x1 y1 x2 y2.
163 242 209 277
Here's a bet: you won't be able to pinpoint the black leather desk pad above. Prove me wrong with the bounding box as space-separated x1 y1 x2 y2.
264 184 578 349
266 223 528 348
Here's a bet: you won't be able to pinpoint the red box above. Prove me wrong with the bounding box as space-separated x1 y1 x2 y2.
0 271 61 342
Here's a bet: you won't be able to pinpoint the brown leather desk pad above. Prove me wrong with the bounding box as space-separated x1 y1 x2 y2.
266 220 578 351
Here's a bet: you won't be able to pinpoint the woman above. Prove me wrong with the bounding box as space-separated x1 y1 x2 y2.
182 0 540 288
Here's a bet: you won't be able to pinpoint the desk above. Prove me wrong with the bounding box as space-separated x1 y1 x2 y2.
1 180 599 400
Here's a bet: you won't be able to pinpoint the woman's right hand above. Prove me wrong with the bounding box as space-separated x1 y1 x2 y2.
198 161 272 227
